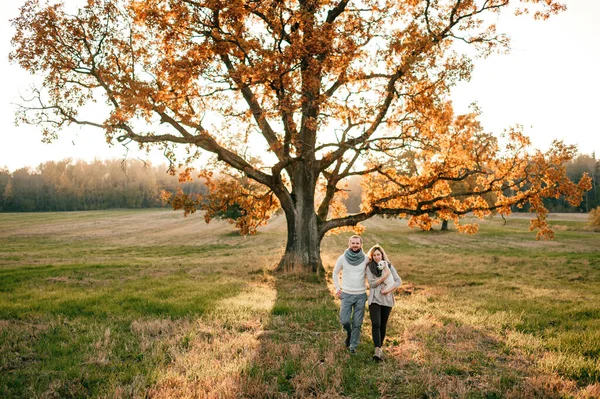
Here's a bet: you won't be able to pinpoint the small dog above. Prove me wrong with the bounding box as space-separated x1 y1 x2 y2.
377 260 395 291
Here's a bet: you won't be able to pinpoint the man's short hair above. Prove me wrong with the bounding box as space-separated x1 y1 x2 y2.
349 235 362 244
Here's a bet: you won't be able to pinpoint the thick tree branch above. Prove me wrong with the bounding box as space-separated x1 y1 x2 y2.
326 0 349 24
208 9 284 161
319 175 536 236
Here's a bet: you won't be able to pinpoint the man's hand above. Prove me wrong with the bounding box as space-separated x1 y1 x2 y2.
336 289 342 299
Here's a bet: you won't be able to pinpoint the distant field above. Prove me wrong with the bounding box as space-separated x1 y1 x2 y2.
1 210 599 398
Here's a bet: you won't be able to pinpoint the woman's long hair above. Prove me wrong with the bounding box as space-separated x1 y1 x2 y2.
367 245 390 277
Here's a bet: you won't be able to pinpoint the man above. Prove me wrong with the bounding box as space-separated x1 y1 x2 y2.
333 235 368 353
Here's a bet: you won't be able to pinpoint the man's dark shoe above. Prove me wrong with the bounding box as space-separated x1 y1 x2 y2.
349 347 357 353
345 333 351 348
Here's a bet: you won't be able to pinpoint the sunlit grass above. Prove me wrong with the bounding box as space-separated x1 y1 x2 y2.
0 210 599 398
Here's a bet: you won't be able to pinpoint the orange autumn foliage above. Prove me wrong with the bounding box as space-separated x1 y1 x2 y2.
360 112 591 239
10 0 589 270
161 168 279 236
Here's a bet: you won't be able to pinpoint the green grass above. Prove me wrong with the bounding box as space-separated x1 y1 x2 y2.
0 210 599 398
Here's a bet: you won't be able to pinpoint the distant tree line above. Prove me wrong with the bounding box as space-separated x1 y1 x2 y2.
0 159 207 212
0 154 597 213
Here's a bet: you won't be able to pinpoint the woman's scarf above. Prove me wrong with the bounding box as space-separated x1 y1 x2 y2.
344 248 366 266
367 260 382 277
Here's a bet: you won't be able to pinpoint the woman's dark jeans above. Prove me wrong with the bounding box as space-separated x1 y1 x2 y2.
369 303 392 348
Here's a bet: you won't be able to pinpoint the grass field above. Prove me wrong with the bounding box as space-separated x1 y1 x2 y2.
1 209 599 398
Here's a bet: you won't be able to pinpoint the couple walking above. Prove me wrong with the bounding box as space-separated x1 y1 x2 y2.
332 235 402 361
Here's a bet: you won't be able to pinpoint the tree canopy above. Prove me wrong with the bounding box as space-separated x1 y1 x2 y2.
11 0 591 271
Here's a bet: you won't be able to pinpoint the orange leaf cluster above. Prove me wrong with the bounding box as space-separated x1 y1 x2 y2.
164 168 280 236
359 113 591 239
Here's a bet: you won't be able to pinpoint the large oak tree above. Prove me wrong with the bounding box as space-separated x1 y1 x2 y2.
11 0 590 272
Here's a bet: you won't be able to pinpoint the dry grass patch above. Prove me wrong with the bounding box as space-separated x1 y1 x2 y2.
539 352 600 386
87 328 112 366
130 318 191 353
144 284 277 399
147 323 261 399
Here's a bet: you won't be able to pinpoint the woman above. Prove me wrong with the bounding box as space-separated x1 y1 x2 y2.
366 245 402 361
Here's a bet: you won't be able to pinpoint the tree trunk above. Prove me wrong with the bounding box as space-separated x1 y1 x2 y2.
278 207 323 273
441 219 449 231
277 165 324 274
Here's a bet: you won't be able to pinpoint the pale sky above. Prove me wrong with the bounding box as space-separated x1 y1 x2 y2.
1 0 599 172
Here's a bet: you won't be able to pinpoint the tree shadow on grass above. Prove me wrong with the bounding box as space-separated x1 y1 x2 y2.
238 271 348 397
